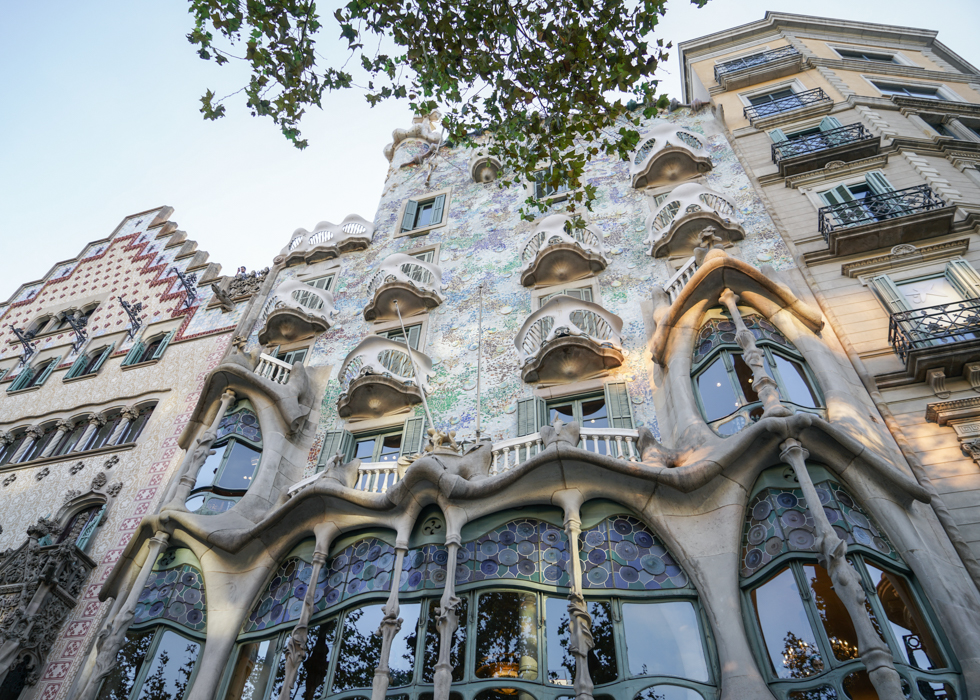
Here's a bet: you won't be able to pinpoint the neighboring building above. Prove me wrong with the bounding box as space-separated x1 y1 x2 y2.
0 207 264 697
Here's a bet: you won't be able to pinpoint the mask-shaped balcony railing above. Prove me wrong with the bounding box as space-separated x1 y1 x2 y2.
818 185 947 240
364 253 444 321
630 123 712 189
715 46 800 82
515 296 624 383
279 214 374 266
257 279 337 345
255 353 293 385
520 214 609 287
888 298 980 364
743 88 831 124
337 336 434 419
645 182 744 258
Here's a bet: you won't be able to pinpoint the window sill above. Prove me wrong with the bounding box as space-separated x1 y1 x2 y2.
121 359 160 372
63 373 100 384
1 442 137 474
395 219 448 238
6 385 42 396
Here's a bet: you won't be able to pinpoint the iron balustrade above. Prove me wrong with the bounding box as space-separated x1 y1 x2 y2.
817 185 946 240
743 87 831 123
771 123 874 163
888 298 980 363
715 46 800 83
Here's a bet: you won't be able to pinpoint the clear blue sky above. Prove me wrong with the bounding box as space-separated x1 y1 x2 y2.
1 0 978 300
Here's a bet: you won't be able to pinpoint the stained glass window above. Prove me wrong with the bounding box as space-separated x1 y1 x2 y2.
580 515 689 590
132 549 207 633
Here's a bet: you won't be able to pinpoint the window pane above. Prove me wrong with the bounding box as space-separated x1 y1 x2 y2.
549 403 575 423
378 434 402 463
193 448 225 490
580 399 608 429
475 690 534 700
731 353 760 405
91 417 122 449
751 568 824 679
388 603 421 686
125 411 153 443
548 598 617 686
633 686 705 700
546 596 574 686
422 597 468 682
475 592 539 681
773 355 819 408
215 441 262 492
225 639 275 700
864 563 945 670
134 630 201 700
102 629 155 700
416 202 434 228
697 359 740 422
622 601 708 682
333 605 385 691
271 618 336 700
589 601 617 685
56 424 86 455
355 437 378 461
802 565 862 663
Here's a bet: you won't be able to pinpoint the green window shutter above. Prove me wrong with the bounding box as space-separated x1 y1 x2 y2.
74 505 106 552
429 194 446 225
865 171 895 195
945 260 980 299
401 200 419 233
400 416 427 457
317 430 354 471
122 340 145 367
35 356 61 386
819 116 843 131
769 128 789 143
820 184 854 206
407 325 421 350
151 331 174 361
65 354 89 379
605 382 636 429
90 343 115 374
868 275 912 313
8 367 34 392
516 397 548 436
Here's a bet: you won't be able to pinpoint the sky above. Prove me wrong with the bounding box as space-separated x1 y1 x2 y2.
1 0 978 301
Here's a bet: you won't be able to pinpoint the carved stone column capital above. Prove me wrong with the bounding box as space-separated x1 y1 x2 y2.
778 438 810 465
0 431 13 447
54 419 73 432
120 405 141 422
24 425 45 440
87 413 107 427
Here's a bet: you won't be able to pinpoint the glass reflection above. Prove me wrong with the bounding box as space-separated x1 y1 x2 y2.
841 669 879 699
194 450 223 490
732 353 760 404
633 685 705 700
751 568 823 678
580 399 609 428
773 355 819 408
271 618 336 700
333 605 385 691
697 360 739 422
225 639 275 700
787 687 837 700
622 601 708 682
476 592 539 681
103 629 154 700
864 563 944 670
215 442 262 490
134 630 201 700
546 598 617 686
475 690 536 700
389 603 421 687
803 565 860 662
422 598 468 682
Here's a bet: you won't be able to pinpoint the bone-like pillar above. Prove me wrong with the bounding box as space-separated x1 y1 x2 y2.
75 530 170 700
163 389 236 510
371 546 407 700
433 538 461 700
276 550 328 700
40 420 73 458
719 289 792 418
780 439 904 698
562 499 595 700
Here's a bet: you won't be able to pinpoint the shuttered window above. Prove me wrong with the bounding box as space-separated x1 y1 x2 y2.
400 416 427 457
516 397 548 437
401 194 447 233
318 430 355 470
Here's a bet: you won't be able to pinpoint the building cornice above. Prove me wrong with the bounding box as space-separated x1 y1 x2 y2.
783 154 889 190
808 58 979 85
841 239 970 278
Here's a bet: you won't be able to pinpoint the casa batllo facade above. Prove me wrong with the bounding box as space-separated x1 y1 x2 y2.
0 207 265 698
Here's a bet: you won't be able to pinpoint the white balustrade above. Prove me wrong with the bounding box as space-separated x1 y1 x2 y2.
355 462 401 493
338 335 434 395
278 214 374 263
515 295 623 363
490 428 641 475
521 214 606 264
663 256 699 304
255 353 293 384
367 253 443 297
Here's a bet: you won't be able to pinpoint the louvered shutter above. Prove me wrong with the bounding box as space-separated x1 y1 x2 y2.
768 128 789 142
401 200 419 233
820 184 854 206
819 116 843 132
400 416 427 457
407 325 422 350
65 354 89 379
35 356 62 386
604 382 636 429
865 171 896 195
8 367 34 392
317 430 354 471
152 331 175 360
90 343 115 374
74 505 106 552
945 260 980 299
868 275 912 313
122 340 145 366
429 194 446 225
517 397 548 436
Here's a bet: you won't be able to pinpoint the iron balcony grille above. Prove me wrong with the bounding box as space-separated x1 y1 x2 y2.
817 184 946 240
771 123 874 164
888 298 980 363
715 46 800 83
743 87 831 123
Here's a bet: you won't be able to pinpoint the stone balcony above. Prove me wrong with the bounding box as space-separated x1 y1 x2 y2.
714 46 805 91
644 182 745 259
520 214 609 288
337 336 433 419
257 279 337 345
363 253 444 322
278 214 374 266
515 296 624 384
881 298 980 387
630 123 713 189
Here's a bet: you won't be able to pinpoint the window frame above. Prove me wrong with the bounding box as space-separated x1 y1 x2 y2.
351 427 404 464
865 77 960 102
396 188 452 238
736 78 808 111
105 624 206 700
530 163 574 204
186 403 264 515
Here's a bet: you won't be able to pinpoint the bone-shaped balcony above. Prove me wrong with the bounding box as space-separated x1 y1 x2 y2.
520 214 609 288
515 296 624 384
363 253 444 321
644 182 745 259
279 214 374 266
337 336 434 419
630 123 713 189
257 279 337 345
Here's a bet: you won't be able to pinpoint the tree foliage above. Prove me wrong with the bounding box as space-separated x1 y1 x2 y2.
188 0 709 214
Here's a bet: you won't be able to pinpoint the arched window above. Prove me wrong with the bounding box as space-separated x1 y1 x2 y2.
122 331 175 367
57 504 107 552
741 465 961 698
19 422 58 462
27 315 51 336
53 419 88 456
82 411 123 452
0 431 26 465
119 404 155 444
692 312 822 436
222 510 714 700
185 400 263 515
99 548 207 700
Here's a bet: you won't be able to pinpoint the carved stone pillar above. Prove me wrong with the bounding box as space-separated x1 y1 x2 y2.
11 425 43 463
719 289 792 418
562 501 594 700
164 389 236 510
276 552 328 700
108 406 140 446
40 420 73 459
77 414 106 453
75 530 170 700
433 539 461 700
371 547 407 700
779 440 904 698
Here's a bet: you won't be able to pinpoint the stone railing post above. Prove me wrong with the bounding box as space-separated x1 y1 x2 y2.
11 425 43 463
371 546 408 700
779 439 904 698
109 406 140 446
40 421 73 459
76 414 106 453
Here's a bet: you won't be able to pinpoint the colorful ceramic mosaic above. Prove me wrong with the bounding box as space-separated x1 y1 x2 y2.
741 480 899 578
216 405 263 444
132 550 207 632
462 518 571 586
693 314 791 366
244 556 318 632
580 515 689 590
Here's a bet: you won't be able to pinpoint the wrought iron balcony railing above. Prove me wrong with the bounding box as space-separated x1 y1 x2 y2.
743 87 831 123
888 299 980 363
818 185 946 239
715 46 800 83
771 123 875 163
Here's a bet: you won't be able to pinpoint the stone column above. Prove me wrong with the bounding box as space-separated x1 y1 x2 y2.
163 389 236 511
75 530 170 700
108 406 140 445
719 289 792 418
433 539 461 700
371 546 408 700
77 414 106 453
40 420 73 459
0 432 14 461
779 439 904 698
945 117 980 143
562 505 594 700
11 425 43 463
